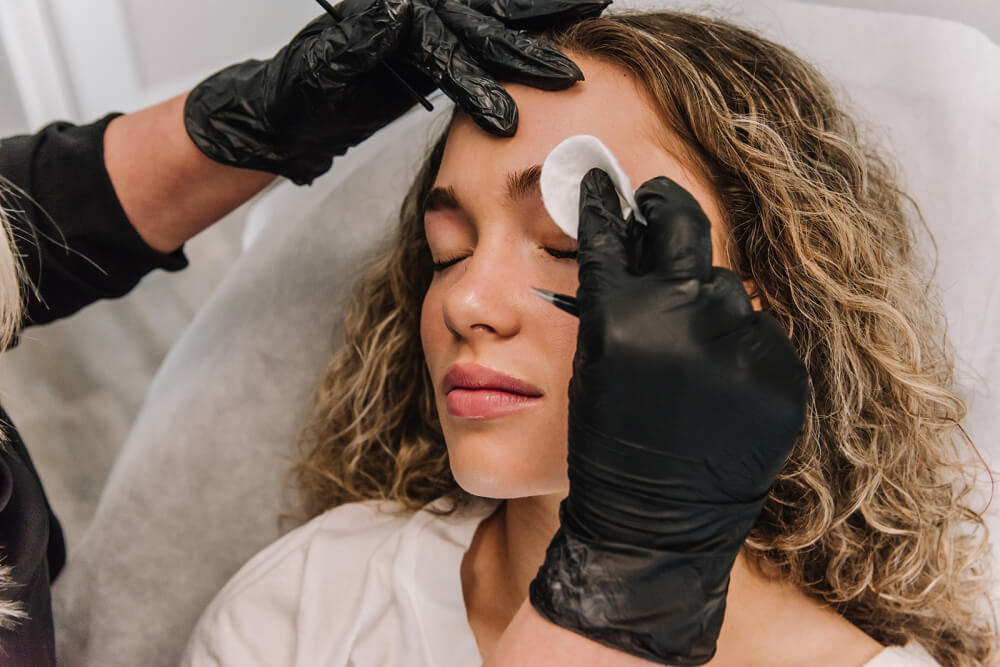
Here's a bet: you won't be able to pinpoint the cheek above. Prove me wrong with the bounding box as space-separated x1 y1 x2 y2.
549 319 579 390
419 285 443 371
549 320 579 440
527 308 579 460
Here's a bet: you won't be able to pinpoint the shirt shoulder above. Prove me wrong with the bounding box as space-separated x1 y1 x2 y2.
181 500 416 667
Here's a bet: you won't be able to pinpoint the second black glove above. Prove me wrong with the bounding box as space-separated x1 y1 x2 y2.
184 0 608 184
530 169 810 665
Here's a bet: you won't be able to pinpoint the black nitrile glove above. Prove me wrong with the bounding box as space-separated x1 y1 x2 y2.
529 170 810 665
184 0 609 185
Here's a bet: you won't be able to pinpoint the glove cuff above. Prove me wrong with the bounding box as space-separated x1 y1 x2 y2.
528 525 735 666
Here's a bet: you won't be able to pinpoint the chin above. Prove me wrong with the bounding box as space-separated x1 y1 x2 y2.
446 435 568 500
451 469 563 500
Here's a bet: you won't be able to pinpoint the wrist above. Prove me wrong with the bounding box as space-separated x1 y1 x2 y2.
107 92 275 252
529 526 733 666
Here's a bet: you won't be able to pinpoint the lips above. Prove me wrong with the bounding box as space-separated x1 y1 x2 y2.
443 363 544 397
443 363 543 419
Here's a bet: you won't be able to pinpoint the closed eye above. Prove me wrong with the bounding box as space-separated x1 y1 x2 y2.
430 248 578 272
546 248 578 261
430 255 467 272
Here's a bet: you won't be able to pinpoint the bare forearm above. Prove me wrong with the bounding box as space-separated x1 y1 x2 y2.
103 92 276 254
485 601 660 667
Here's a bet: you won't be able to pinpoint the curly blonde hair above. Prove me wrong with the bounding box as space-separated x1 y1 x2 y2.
0 184 23 353
293 10 997 665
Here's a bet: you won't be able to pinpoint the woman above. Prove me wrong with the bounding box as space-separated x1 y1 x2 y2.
183 10 996 666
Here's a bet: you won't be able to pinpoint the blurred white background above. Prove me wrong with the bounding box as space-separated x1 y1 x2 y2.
2 0 998 138
0 0 997 546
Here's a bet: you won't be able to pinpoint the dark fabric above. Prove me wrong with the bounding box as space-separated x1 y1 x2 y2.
0 114 191 664
0 406 57 666
0 113 188 329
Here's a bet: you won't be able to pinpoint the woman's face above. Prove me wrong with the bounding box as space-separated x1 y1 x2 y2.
420 55 730 499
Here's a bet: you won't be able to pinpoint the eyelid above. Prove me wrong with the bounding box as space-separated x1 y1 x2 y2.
546 248 578 260
430 247 577 272
430 255 467 272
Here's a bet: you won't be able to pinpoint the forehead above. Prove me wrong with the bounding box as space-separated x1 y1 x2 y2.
433 55 723 227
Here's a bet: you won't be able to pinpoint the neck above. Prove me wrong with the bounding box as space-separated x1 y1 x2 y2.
496 494 564 603
461 493 563 648
462 495 883 666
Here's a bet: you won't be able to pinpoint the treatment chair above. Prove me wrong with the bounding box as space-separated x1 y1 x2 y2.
51 1 1000 665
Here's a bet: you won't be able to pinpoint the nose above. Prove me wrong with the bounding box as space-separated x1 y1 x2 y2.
440 241 523 341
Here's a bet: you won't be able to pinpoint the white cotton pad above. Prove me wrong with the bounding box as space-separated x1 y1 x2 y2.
540 134 646 240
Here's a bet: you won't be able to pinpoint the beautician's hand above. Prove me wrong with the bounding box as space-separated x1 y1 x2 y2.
529 170 810 665
184 0 608 185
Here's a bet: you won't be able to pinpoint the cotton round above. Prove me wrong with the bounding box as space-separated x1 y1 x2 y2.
540 134 646 240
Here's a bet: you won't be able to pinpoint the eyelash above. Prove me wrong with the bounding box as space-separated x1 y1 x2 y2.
430 248 579 272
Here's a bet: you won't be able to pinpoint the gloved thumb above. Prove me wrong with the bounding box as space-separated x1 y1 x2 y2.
577 168 634 298
633 176 713 282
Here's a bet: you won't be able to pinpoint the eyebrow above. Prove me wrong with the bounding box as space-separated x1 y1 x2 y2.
423 164 542 214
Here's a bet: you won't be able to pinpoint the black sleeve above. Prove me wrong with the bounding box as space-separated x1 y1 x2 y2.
0 406 59 666
0 114 189 333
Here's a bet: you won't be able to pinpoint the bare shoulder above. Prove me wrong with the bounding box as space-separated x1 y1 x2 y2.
712 555 885 667
863 643 941 667
800 615 887 667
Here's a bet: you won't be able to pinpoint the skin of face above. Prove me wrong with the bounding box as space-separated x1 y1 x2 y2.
420 54 738 500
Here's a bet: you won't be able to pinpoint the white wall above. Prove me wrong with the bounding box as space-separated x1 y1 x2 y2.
0 0 996 139
0 41 26 137
0 0 318 135
118 0 317 100
796 0 999 43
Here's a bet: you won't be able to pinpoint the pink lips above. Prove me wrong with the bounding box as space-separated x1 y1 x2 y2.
443 363 543 419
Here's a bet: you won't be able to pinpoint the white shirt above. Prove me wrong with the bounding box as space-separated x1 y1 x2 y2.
182 498 941 666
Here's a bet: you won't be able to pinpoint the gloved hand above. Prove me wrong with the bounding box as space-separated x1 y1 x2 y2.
184 0 609 185
529 169 810 665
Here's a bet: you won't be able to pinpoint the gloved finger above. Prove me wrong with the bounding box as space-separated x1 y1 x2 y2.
329 0 408 24
310 5 409 83
577 168 633 299
408 2 519 135
634 176 713 283
695 267 755 339
742 313 811 461
436 0 583 90
439 47 520 136
463 0 611 31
